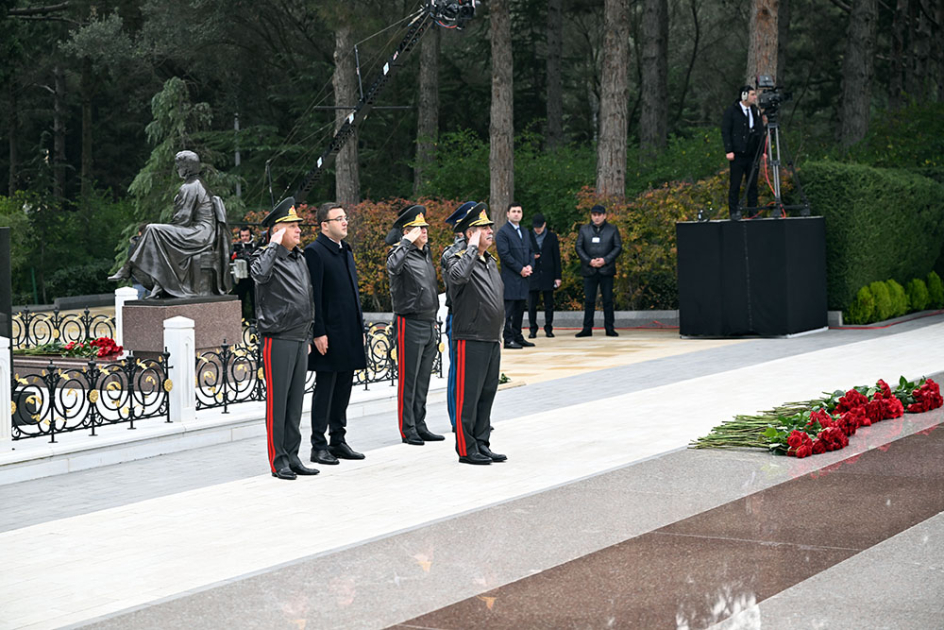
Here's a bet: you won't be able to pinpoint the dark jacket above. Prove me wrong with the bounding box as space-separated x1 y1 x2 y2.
527 229 562 292
495 222 533 301
304 233 367 372
387 238 439 321
448 244 505 343
575 221 622 277
721 101 763 156
250 243 314 341
441 233 467 311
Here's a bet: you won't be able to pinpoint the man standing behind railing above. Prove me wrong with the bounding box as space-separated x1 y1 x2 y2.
251 197 320 481
305 203 368 466
385 205 446 446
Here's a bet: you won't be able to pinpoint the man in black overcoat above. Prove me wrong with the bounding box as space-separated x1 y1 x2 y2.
526 213 562 338
305 203 368 466
721 85 763 220
494 203 534 349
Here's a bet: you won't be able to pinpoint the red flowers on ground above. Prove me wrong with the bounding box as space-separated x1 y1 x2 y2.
907 378 943 413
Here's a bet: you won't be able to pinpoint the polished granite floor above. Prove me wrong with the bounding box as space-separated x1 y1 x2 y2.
1 316 943 629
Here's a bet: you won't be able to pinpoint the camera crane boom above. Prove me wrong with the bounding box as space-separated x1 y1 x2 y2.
291 0 476 205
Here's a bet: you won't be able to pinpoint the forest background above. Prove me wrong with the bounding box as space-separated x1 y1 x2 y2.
1 0 943 316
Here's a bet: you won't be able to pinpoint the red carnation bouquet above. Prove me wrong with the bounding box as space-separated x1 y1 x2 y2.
64 337 124 359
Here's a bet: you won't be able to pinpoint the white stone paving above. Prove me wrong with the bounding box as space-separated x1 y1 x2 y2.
1 323 944 629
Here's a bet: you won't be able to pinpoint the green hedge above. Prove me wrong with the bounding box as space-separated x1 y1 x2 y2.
800 161 944 309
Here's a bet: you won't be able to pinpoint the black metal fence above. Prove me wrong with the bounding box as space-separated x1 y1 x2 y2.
11 308 116 350
11 353 172 441
195 320 443 412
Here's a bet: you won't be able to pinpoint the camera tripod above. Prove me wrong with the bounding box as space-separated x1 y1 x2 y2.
739 115 811 218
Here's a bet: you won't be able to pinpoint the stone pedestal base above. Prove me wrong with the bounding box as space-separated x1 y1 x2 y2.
122 296 242 357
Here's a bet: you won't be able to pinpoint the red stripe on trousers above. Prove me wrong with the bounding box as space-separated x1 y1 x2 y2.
264 337 276 472
397 317 406 438
455 340 467 456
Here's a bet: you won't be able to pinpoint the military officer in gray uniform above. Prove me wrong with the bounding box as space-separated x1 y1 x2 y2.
448 204 507 465
441 201 477 432
251 197 320 480
386 205 446 446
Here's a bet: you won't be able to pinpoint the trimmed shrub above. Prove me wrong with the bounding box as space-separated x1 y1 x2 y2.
845 286 875 324
886 279 908 317
928 271 944 308
869 281 893 321
905 278 930 312
800 161 944 309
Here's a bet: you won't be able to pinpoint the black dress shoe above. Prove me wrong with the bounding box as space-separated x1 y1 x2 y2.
290 463 320 476
479 445 507 462
545 330 555 338
418 429 445 442
517 338 535 347
310 449 340 465
459 453 492 465
402 436 424 446
329 443 365 460
272 467 297 480
575 329 592 337
504 341 523 349
605 329 619 337
528 331 537 339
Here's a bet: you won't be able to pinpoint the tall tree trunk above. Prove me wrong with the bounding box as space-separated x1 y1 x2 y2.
53 66 66 200
414 27 439 196
80 58 93 200
490 0 514 228
596 0 630 198
7 73 18 194
545 0 564 150
841 0 878 147
913 3 931 101
937 0 944 101
777 0 790 81
889 0 909 108
672 0 701 129
639 0 668 159
333 24 360 206
746 0 779 84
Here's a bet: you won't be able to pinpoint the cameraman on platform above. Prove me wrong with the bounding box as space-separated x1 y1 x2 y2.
721 86 763 220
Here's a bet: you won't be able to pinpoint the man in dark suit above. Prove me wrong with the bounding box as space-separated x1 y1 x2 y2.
575 204 622 337
494 203 534 349
305 203 368 466
721 85 763 220
526 213 562 338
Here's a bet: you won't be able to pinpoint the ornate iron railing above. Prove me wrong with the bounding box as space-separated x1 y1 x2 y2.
194 320 443 411
11 353 172 441
12 308 116 350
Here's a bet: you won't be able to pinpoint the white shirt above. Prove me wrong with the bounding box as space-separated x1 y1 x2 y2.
740 103 754 129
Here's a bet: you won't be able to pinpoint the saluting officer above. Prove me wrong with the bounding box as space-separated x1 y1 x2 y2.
441 201 476 433
386 205 446 446
251 197 319 480
448 203 507 465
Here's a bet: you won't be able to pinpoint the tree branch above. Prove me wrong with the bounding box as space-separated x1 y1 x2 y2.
827 0 851 14
8 2 71 17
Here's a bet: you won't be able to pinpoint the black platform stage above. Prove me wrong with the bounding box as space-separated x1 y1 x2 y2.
676 217 827 337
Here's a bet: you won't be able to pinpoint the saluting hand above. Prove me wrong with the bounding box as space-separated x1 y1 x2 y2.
269 226 285 246
468 229 482 249
404 227 423 243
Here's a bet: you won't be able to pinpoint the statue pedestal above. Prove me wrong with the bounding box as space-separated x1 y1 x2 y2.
122 296 243 358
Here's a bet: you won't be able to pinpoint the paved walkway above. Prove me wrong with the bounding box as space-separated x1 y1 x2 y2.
1 316 943 629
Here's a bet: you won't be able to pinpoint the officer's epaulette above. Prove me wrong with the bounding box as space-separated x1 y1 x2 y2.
453 249 465 258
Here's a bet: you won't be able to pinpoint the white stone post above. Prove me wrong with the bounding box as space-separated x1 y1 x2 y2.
114 286 138 348
163 316 196 423
0 336 11 443
437 292 450 378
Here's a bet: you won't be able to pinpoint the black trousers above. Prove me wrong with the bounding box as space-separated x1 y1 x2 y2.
235 279 255 320
503 298 526 343
261 336 308 473
309 370 354 450
728 153 759 217
582 274 615 331
453 339 499 457
528 289 555 333
396 316 437 439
